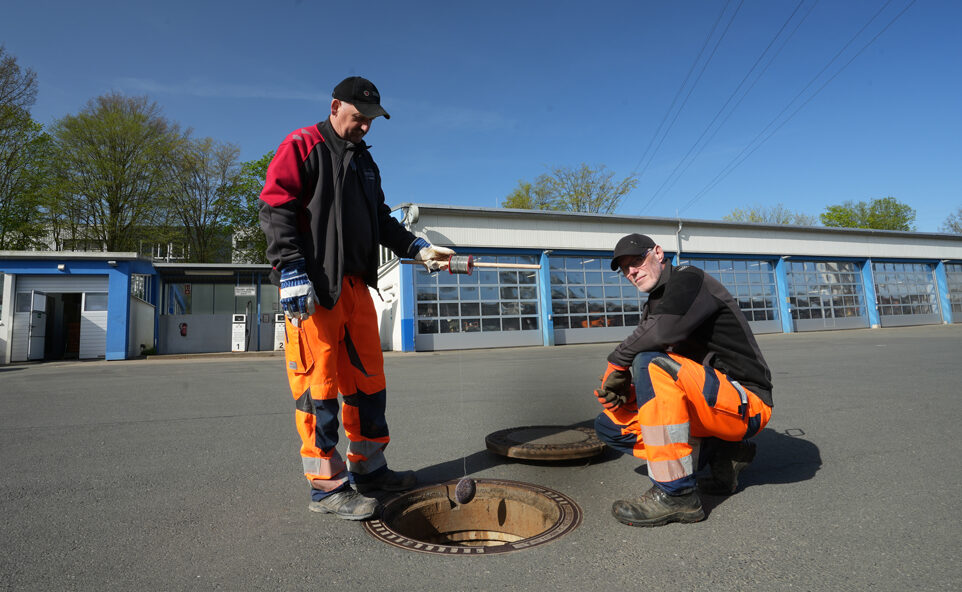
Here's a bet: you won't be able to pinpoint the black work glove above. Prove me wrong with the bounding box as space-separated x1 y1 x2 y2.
594 363 632 411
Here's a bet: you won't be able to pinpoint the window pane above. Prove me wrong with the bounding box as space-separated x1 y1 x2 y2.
482 318 501 331
84 293 109 312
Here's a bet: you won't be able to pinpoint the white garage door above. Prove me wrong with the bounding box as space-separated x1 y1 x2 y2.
14 275 109 360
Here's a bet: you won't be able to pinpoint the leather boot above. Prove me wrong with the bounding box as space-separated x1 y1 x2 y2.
698 440 756 495
309 489 379 520
612 485 705 527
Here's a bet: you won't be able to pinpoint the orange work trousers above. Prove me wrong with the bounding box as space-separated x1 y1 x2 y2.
283 276 390 500
594 351 771 494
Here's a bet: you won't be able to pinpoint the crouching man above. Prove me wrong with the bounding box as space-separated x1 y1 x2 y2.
594 234 773 527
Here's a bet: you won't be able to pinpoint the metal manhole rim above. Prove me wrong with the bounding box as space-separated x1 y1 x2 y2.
363 478 582 556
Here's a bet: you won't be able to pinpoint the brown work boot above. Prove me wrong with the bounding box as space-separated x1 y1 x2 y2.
308 489 378 520
612 486 705 527
698 440 757 495
354 469 417 494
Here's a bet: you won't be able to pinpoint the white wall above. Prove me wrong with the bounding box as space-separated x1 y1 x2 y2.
374 261 402 351
0 273 13 364
128 296 155 358
403 204 962 260
159 314 233 354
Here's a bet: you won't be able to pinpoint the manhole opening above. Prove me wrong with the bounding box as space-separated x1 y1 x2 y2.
364 479 581 555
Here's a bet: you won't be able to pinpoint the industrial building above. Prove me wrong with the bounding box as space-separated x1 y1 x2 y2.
2 204 961 364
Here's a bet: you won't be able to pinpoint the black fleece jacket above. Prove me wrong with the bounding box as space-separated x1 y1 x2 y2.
259 118 421 309
608 263 774 407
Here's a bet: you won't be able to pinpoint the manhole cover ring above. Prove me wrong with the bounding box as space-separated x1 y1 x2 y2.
364 479 582 555
485 425 605 460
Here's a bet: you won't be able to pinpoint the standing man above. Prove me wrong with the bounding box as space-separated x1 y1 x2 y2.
593 233 773 527
259 76 454 520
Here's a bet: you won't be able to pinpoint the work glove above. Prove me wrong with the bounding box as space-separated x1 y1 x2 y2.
279 259 316 325
594 362 633 411
411 237 455 272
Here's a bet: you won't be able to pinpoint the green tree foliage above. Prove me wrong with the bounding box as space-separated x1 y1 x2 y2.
49 93 188 251
820 196 916 231
0 47 48 249
502 164 637 214
168 137 244 262
723 204 818 226
228 151 274 264
940 207 962 234
502 180 554 210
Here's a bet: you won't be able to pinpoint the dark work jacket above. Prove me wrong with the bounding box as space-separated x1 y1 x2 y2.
608 264 774 407
259 118 420 309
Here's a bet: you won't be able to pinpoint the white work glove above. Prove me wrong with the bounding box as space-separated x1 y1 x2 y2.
279 258 316 326
413 242 455 272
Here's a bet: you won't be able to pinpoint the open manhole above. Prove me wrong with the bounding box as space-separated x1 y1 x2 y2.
364 479 581 555
485 425 605 461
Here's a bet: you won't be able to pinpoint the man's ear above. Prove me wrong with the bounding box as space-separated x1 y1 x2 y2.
330 99 340 117
654 245 665 264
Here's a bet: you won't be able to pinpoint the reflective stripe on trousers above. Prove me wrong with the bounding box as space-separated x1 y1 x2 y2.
595 351 771 494
284 276 390 495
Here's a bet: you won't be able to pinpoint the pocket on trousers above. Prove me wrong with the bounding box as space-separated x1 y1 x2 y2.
711 378 750 419
285 322 315 375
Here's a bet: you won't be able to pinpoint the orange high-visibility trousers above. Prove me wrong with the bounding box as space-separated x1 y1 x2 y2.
283 276 390 499
595 351 771 494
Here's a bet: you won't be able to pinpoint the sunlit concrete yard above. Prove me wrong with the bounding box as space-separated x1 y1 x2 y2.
2 324 961 591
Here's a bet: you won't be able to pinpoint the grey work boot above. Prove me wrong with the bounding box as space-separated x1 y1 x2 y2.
698 440 757 495
308 489 379 520
612 486 705 527
354 469 417 494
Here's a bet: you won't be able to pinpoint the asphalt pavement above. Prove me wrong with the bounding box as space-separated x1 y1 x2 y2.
1 324 961 591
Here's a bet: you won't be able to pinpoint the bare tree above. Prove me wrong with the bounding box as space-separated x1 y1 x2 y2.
941 207 962 234
168 137 243 262
723 204 818 226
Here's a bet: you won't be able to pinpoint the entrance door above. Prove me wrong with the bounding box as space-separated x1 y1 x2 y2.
26 290 47 361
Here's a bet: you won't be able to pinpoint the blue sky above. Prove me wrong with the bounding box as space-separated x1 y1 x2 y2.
3 0 959 231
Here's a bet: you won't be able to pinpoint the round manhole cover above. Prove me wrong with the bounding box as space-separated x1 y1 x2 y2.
485 425 605 460
364 479 581 555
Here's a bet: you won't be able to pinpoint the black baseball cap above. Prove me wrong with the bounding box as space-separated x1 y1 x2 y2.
332 76 390 119
610 233 656 270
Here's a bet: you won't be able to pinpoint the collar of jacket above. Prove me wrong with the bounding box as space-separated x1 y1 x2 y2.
649 261 673 297
317 117 370 159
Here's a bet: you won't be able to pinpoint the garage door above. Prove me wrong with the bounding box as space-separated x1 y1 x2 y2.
13 275 109 360
873 262 942 327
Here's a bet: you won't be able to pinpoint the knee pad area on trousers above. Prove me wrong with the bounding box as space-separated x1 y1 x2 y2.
651 356 682 380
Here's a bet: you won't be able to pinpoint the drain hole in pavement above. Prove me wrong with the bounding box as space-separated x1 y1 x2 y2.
363 479 581 555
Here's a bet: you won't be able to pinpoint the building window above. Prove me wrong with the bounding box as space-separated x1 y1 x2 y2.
130 274 151 302
873 262 938 316
681 257 779 322
414 254 540 335
549 255 642 329
84 293 109 312
787 260 865 320
15 291 31 313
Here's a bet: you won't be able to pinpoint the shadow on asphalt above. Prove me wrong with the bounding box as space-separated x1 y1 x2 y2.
700 427 822 516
